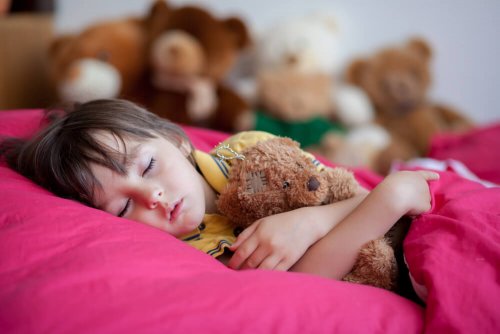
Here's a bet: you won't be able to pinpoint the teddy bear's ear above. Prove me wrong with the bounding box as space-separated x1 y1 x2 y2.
148 0 171 18
145 0 172 39
273 136 301 149
223 17 251 49
406 37 432 62
345 58 369 86
48 35 75 57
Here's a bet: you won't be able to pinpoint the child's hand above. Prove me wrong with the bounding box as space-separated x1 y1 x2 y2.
227 208 319 271
385 170 439 216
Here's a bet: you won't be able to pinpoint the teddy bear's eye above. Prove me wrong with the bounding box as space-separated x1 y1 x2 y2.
283 181 290 189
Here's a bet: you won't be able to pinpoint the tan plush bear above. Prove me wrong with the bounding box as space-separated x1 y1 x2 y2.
346 37 474 173
216 137 398 290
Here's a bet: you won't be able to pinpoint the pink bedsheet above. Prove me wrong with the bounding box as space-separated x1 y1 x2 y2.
1 109 499 333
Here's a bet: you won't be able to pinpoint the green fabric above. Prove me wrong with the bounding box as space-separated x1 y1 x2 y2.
254 109 345 147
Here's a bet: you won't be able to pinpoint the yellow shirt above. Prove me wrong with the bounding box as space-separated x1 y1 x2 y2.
182 131 325 258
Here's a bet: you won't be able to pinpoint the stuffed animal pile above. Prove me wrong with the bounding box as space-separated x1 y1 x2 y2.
217 136 399 291
47 4 474 175
232 13 392 172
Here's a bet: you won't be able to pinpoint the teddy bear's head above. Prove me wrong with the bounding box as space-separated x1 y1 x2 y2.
346 38 432 117
48 18 148 103
216 137 358 227
256 14 340 75
148 1 250 82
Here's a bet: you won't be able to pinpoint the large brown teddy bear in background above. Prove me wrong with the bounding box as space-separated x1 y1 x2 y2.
146 1 252 132
346 38 474 173
48 17 150 105
216 137 399 291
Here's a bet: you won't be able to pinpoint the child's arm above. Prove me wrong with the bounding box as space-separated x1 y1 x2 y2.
291 170 438 279
227 188 369 271
228 170 438 277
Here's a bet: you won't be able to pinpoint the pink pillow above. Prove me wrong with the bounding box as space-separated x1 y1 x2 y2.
0 109 422 333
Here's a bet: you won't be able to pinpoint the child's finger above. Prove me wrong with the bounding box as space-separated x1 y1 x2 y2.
257 254 282 271
274 259 292 272
419 170 440 180
241 246 269 270
228 235 259 269
230 221 259 250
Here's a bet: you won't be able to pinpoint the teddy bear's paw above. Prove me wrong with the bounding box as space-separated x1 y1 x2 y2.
342 238 398 291
187 78 218 121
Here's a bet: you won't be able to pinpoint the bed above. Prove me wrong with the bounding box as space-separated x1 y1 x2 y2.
1 109 499 333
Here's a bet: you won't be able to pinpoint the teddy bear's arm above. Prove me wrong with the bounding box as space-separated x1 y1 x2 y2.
433 104 474 131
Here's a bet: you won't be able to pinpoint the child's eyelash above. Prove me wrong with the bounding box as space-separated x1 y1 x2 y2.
118 157 155 217
118 199 131 217
143 157 156 176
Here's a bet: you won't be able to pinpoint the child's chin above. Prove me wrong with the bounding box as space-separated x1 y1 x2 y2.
180 216 202 233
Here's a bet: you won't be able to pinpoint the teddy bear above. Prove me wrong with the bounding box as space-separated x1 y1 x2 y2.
346 37 474 173
47 14 151 105
232 13 391 171
216 136 399 291
144 0 252 133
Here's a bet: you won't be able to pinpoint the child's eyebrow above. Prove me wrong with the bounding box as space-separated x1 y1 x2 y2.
122 143 144 175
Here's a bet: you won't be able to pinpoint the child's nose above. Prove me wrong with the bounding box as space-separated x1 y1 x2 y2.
146 187 164 210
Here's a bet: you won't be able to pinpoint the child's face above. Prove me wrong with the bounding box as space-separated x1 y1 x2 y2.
90 133 207 237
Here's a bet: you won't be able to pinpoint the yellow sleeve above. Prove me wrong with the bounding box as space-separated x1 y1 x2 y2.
194 131 276 193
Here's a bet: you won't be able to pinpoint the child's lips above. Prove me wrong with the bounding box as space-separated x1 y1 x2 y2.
168 199 183 224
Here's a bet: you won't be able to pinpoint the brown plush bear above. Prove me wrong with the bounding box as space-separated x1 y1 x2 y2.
216 137 398 290
48 16 150 105
145 1 251 132
346 37 474 173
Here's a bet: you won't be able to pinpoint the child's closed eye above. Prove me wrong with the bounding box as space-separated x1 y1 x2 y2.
118 198 131 217
117 157 156 217
143 157 156 176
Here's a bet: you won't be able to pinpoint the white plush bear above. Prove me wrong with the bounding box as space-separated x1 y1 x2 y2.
232 13 390 169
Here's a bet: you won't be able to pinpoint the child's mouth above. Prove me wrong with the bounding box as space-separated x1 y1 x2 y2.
169 199 183 224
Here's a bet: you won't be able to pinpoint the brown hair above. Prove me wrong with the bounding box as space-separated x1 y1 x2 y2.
0 99 194 207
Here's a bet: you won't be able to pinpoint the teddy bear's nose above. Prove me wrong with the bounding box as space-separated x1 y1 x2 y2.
307 176 320 191
168 45 180 57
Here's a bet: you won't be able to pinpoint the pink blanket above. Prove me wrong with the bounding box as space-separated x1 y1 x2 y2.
1 110 499 333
